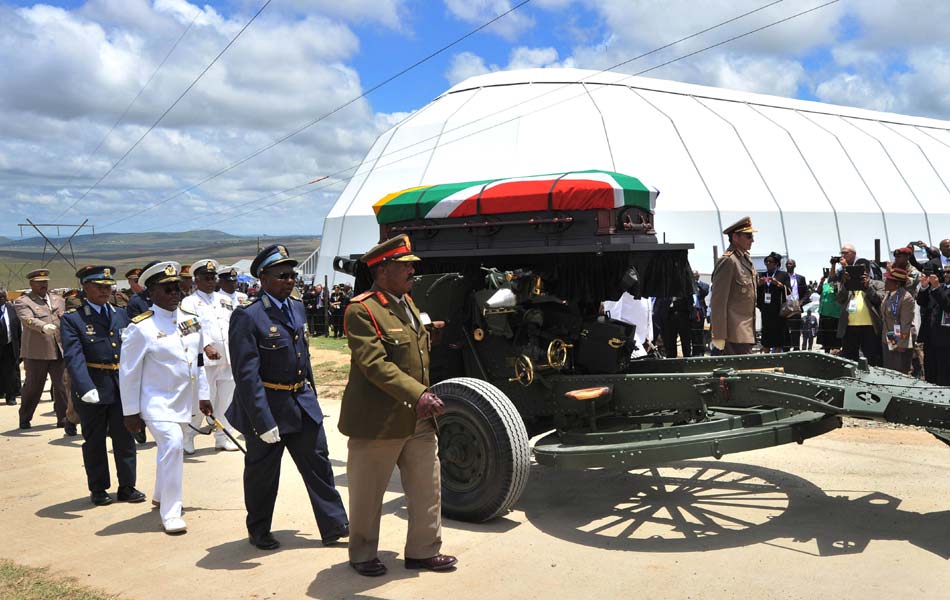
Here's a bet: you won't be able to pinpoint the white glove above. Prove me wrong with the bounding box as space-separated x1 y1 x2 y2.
712 339 726 350
259 426 281 444
42 323 58 335
80 389 101 404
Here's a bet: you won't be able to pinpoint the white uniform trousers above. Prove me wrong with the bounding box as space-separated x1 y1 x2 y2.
184 363 236 445
147 420 185 523
346 418 442 563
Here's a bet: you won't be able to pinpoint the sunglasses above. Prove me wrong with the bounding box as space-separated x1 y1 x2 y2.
197 273 217 281
266 271 296 280
159 283 182 294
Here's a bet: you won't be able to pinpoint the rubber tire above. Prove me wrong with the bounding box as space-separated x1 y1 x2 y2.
431 377 531 522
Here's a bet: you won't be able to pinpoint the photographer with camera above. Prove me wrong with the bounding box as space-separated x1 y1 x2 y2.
835 245 884 367
918 265 950 385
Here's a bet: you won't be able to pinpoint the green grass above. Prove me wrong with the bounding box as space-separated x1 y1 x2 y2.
0 560 121 600
309 335 350 354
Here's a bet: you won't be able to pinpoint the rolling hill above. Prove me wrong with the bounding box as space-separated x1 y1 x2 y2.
0 231 319 289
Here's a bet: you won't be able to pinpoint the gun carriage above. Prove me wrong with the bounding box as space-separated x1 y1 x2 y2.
335 170 950 523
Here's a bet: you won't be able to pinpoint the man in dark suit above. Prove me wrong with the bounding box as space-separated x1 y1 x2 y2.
226 244 348 551
776 259 808 350
61 266 144 506
917 267 950 385
0 288 21 405
690 271 710 356
919 241 950 383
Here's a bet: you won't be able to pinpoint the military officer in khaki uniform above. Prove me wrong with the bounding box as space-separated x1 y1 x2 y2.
14 269 73 432
710 217 758 355
342 234 457 577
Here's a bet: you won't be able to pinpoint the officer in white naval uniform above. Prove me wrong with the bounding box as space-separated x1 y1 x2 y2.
217 266 249 306
120 261 210 534
181 259 239 453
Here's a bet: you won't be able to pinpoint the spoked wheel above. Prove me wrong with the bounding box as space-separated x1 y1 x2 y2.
431 377 530 522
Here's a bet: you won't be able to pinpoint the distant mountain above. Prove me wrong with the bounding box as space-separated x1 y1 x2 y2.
0 229 245 249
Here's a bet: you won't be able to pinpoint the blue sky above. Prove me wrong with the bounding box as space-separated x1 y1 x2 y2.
0 0 947 238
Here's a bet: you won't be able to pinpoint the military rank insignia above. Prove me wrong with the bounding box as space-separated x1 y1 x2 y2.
220 299 234 311
178 318 201 336
85 324 96 336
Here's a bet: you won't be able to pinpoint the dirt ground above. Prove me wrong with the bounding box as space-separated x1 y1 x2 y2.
1 353 948 600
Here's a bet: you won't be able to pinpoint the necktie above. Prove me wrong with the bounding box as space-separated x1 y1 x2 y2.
0 308 7 346
401 299 416 330
281 302 294 327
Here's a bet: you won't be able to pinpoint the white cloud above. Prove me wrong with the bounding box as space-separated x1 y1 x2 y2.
0 1 398 235
443 0 535 41
446 47 573 85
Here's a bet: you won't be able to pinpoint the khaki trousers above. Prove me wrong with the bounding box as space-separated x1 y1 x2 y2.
19 358 69 425
724 342 754 355
346 418 442 563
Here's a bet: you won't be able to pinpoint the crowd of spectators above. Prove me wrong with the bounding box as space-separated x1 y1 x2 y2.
680 237 950 381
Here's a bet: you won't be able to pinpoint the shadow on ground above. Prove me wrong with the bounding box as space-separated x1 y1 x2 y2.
517 460 950 559
36 496 99 520
308 551 438 600
197 529 325 571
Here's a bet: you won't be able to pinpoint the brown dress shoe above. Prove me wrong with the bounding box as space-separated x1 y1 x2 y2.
350 558 387 577
404 554 458 571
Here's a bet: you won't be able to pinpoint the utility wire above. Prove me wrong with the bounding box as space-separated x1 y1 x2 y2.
61 0 273 220
56 9 202 222
172 0 819 229
98 0 535 230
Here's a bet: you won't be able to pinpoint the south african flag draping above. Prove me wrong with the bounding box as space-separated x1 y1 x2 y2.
372 170 659 225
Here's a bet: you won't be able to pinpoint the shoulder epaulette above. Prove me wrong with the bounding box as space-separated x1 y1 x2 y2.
180 307 198 317
345 292 383 338
723 250 734 257
132 310 153 323
65 308 77 314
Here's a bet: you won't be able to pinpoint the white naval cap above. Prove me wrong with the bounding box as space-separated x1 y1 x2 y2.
142 261 182 287
190 259 219 277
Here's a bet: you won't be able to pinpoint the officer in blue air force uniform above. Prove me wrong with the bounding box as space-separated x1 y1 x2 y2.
226 244 348 551
61 266 145 507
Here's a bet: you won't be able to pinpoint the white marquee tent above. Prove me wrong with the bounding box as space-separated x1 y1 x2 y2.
317 68 950 284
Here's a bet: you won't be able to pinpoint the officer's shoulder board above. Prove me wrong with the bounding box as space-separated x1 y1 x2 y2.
350 291 374 303
65 307 77 314
180 306 198 317
131 310 154 324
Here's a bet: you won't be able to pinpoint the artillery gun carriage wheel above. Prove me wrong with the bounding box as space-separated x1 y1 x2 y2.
431 377 531 522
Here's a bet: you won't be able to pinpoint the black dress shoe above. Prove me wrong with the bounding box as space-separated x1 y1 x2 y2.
91 491 114 506
5 398 15 405
248 533 280 550
404 554 458 571
350 558 387 577
63 423 78 436
117 486 146 503
133 430 147 444
321 524 349 546
18 421 30 430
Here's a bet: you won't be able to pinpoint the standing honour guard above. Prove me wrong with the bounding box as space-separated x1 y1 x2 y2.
710 217 758 355
180 259 239 453
126 264 155 319
342 234 456 577
14 269 74 434
119 261 210 534
61 266 144 506
217 266 248 306
226 244 348 551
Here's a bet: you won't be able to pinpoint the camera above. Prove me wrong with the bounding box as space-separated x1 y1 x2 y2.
830 255 841 264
